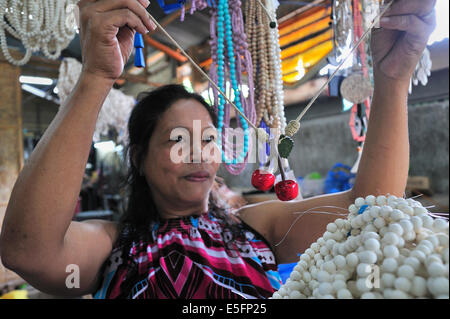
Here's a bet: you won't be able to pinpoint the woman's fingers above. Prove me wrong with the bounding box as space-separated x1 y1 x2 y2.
375 12 435 79
384 0 436 18
101 9 149 35
370 0 437 80
92 0 156 32
380 13 436 40
77 0 153 79
380 11 436 58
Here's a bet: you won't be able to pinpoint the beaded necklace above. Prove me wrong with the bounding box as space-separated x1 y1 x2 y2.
0 0 77 66
216 0 248 165
349 101 369 174
266 0 287 133
344 0 371 174
206 0 256 174
244 0 286 131
244 0 295 200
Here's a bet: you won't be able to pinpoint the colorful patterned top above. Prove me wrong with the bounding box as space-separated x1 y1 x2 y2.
93 211 282 299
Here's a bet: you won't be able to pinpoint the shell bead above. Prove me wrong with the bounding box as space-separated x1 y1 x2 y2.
272 195 449 299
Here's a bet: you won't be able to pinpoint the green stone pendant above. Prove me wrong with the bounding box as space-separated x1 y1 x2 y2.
278 135 294 158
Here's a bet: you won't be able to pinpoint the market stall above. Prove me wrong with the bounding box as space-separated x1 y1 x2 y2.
0 0 448 300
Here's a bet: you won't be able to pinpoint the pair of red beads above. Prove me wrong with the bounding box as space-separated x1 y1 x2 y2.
251 169 299 201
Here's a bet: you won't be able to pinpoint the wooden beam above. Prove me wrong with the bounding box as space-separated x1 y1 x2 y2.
0 59 24 288
143 36 187 62
199 57 212 68
283 51 331 88
148 51 166 65
20 66 60 80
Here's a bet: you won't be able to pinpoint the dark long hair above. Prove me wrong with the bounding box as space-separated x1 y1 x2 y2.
117 84 238 252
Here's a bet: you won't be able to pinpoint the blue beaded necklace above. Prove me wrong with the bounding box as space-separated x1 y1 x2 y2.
216 0 248 165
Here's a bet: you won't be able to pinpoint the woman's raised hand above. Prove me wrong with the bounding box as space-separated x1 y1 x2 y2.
372 0 436 81
77 0 156 81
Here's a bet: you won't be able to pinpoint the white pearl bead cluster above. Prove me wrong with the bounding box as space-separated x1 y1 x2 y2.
265 0 286 133
272 194 449 299
0 0 77 66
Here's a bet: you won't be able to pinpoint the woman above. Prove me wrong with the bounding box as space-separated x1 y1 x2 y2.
0 0 436 298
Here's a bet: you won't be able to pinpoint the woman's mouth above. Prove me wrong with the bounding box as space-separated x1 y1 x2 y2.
184 171 210 182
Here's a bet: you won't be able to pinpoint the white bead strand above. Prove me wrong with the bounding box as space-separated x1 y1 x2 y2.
272 195 449 299
0 0 77 66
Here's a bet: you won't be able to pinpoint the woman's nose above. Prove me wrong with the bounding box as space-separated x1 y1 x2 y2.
188 140 220 164
190 141 203 163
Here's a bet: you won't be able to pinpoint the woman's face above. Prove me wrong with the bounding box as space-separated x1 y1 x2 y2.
141 98 220 217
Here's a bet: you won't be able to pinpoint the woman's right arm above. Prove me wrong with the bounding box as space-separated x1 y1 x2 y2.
0 0 154 296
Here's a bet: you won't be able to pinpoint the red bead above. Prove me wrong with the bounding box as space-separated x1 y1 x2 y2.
275 180 299 201
251 169 275 191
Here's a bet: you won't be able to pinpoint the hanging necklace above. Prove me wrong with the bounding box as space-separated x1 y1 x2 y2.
349 101 370 174
242 0 295 200
0 0 77 66
343 0 372 174
215 0 250 166
244 0 285 131
206 0 257 174
279 1 393 159
266 0 287 133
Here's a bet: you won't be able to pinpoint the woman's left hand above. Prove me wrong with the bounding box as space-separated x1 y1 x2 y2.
371 0 436 82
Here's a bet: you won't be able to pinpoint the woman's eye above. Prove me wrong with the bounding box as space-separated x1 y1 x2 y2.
171 135 184 142
203 135 215 143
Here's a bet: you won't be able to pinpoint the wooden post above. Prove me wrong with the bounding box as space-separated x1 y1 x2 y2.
0 56 24 289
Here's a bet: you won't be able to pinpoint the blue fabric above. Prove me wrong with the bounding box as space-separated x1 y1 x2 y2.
278 263 297 284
